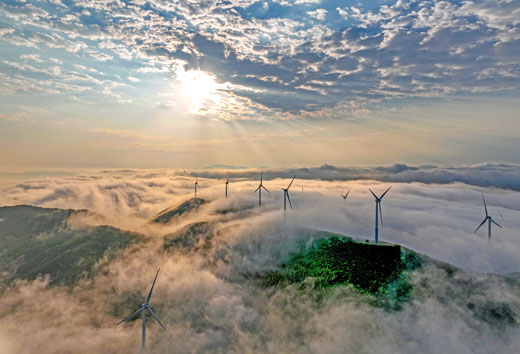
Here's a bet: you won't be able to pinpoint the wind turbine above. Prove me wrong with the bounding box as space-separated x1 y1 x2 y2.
117 268 165 354
278 176 295 217
253 171 269 206
225 178 229 198
369 186 391 244
194 178 198 197
474 193 502 238
341 189 350 200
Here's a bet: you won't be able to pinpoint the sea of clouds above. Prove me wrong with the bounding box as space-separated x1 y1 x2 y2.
0 165 519 353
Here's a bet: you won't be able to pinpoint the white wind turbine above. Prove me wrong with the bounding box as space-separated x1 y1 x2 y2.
369 186 391 244
225 178 229 198
341 189 350 200
254 171 269 206
474 193 502 238
117 268 166 354
278 176 295 218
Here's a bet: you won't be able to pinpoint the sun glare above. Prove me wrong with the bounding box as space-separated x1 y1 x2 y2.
177 70 220 113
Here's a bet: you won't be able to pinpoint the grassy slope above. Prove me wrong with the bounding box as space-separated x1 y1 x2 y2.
261 231 423 309
0 205 139 287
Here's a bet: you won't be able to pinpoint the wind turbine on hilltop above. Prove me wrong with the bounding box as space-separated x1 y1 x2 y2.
341 189 350 200
278 176 295 218
369 186 391 244
117 268 165 354
254 171 269 206
194 178 198 197
474 193 502 238
225 178 229 198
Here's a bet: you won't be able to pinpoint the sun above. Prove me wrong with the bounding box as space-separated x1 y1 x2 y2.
177 69 220 113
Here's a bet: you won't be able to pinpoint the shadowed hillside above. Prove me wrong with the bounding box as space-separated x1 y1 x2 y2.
0 205 140 288
163 221 214 252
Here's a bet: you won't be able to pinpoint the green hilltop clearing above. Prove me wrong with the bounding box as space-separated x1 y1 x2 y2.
0 205 140 288
261 230 423 310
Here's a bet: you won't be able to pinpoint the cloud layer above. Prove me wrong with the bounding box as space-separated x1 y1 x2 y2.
1 169 520 353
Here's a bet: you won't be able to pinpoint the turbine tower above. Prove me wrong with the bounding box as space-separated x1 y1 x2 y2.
474 193 502 238
369 186 391 244
341 189 350 200
279 176 295 218
194 178 198 197
117 268 165 354
253 171 269 206
225 178 229 198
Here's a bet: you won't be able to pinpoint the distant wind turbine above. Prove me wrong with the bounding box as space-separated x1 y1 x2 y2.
194 178 198 197
369 186 391 244
474 193 502 238
341 189 350 200
254 171 269 206
225 178 229 198
278 176 295 217
117 268 165 354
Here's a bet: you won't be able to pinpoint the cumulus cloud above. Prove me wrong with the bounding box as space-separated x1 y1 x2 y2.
1 0 519 118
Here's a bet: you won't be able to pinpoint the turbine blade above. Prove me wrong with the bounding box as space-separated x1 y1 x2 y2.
148 307 166 330
379 202 383 226
262 185 270 193
117 307 145 325
482 193 488 217
474 218 487 233
287 175 296 189
287 192 293 209
380 186 392 199
345 189 350 198
491 219 502 228
369 188 378 199
260 171 263 184
254 186 260 194
498 210 504 219
146 268 160 305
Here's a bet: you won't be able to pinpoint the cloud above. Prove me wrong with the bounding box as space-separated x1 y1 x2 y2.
1 0 519 118
2 165 520 272
1 168 520 353
178 163 520 192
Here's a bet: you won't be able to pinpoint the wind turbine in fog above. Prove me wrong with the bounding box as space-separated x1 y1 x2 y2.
341 189 350 200
474 193 502 238
117 268 165 354
194 178 198 197
278 176 295 217
369 186 391 244
225 178 229 198
254 171 269 206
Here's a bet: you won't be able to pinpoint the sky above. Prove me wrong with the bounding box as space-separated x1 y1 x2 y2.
1 0 520 169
